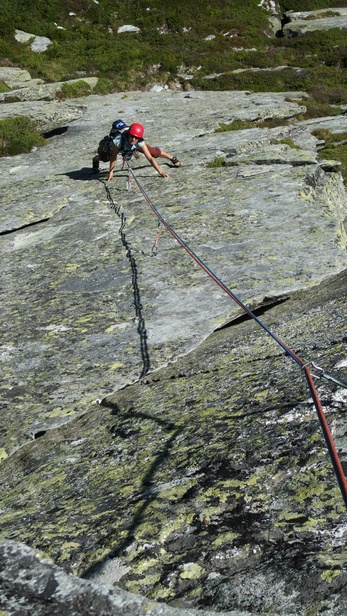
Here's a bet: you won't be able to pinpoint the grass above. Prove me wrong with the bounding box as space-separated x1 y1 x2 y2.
311 128 347 181
0 116 46 157
2 0 347 160
206 157 226 168
216 120 255 132
271 138 302 149
280 1 347 11
0 80 10 93
0 0 347 95
56 79 93 100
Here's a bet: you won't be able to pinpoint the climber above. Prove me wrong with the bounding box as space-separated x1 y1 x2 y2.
102 122 181 181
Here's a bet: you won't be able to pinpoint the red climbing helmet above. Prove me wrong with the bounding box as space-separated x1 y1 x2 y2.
128 122 144 139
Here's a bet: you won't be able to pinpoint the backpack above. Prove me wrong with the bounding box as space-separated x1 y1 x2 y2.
97 119 129 162
110 118 129 138
97 135 113 162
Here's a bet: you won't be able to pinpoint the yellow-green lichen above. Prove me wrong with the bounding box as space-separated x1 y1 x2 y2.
0 448 8 461
320 569 341 583
180 563 205 580
213 532 239 547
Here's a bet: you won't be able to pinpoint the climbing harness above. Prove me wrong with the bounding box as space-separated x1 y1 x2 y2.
104 162 347 509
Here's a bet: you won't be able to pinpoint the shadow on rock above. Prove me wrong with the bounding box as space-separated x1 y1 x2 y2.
60 167 105 181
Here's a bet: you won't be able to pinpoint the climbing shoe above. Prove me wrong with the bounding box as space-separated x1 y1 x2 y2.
92 156 100 173
171 157 181 167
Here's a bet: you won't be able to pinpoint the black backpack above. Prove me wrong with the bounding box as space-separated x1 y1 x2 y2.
97 135 113 162
97 119 129 162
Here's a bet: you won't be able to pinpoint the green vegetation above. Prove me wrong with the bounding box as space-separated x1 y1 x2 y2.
311 128 347 181
280 1 347 11
206 157 225 168
305 11 341 19
0 116 46 157
216 117 297 132
0 0 346 96
216 119 254 132
56 79 93 99
271 137 301 149
0 80 10 93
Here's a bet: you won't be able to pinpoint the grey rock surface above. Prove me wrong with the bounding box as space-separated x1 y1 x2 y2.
0 539 242 616
1 89 347 615
0 99 87 133
118 25 141 33
1 260 347 615
283 7 347 36
14 29 36 43
0 67 44 89
30 36 54 53
14 29 53 52
1 90 347 455
0 76 98 102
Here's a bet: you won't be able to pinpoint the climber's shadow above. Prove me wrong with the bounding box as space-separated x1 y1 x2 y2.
60 168 109 181
60 161 177 182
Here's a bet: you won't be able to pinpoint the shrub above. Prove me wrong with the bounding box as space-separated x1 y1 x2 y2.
0 116 46 157
293 98 343 120
206 157 225 168
311 128 347 182
308 85 347 105
56 80 93 99
93 78 114 95
215 118 297 134
279 1 345 11
311 128 332 142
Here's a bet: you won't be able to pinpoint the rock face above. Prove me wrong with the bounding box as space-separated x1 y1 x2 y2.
0 539 235 616
118 25 141 33
14 29 53 52
0 99 87 133
1 89 347 615
283 7 347 37
0 76 98 102
0 66 44 89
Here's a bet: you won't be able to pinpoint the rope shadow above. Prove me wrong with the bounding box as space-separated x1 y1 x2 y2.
83 401 184 578
111 421 183 558
101 179 150 379
111 426 183 555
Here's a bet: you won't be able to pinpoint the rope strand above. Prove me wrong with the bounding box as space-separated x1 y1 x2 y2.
116 163 347 509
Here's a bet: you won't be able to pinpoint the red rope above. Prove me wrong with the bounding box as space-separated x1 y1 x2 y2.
123 164 347 509
304 367 347 507
151 224 163 256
